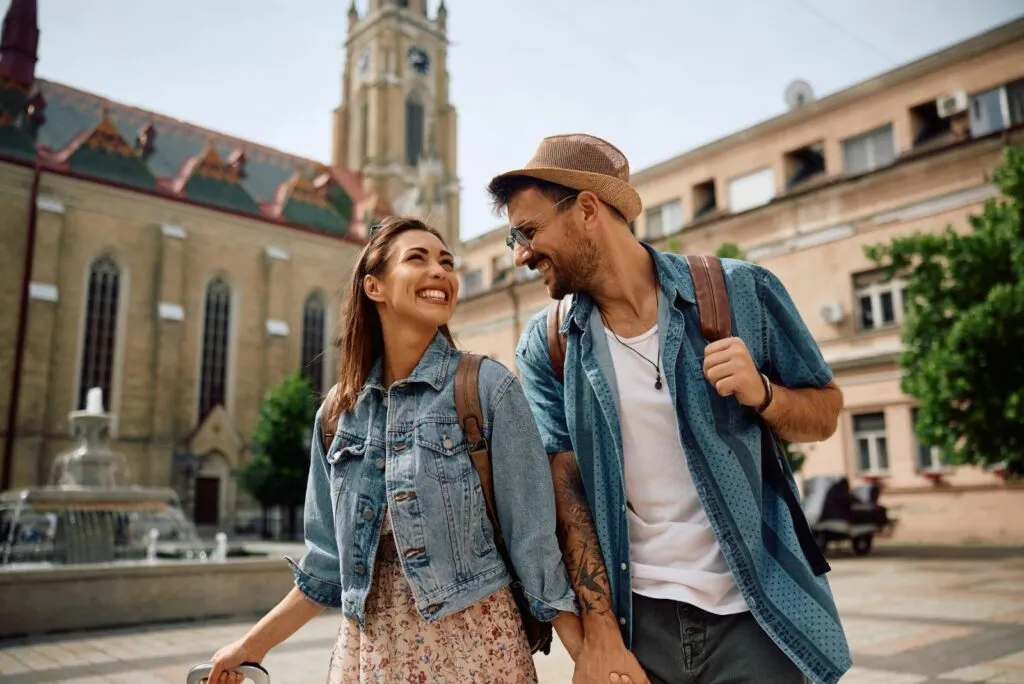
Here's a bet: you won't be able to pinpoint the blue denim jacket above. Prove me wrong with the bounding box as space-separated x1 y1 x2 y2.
288 332 577 627
516 247 852 684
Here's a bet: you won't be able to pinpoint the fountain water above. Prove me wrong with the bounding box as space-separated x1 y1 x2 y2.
0 387 207 566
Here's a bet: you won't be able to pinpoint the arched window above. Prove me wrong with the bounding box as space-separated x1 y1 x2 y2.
405 92 425 166
301 293 327 396
78 255 121 410
198 278 231 420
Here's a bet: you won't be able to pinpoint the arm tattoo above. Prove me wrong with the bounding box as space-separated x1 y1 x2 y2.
550 451 614 620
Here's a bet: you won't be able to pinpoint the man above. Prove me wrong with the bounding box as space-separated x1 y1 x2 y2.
486 134 852 684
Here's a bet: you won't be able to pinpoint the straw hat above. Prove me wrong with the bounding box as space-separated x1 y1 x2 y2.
491 133 643 222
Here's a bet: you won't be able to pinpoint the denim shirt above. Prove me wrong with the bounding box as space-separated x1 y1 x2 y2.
515 247 852 684
288 332 577 628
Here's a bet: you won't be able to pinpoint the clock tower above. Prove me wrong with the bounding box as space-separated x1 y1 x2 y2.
333 0 460 248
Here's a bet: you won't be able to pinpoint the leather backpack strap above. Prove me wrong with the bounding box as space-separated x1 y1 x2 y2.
319 384 341 453
454 353 512 562
685 254 831 575
546 296 571 381
685 254 732 342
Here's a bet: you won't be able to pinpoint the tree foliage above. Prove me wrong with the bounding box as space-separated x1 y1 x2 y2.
238 372 319 513
864 145 1024 476
714 242 746 260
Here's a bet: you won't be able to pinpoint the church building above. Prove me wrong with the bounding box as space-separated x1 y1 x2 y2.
0 0 458 529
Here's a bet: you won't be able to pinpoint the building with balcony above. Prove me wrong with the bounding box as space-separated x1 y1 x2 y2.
451 17 1024 544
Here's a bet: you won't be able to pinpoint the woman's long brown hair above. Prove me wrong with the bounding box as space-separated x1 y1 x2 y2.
325 216 456 433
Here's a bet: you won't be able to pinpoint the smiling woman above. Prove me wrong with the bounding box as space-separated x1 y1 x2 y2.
203 215 582 684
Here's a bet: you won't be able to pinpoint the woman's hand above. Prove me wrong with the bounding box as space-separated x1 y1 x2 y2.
204 638 266 684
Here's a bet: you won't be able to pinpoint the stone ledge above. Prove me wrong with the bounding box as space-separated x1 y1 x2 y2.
0 557 293 639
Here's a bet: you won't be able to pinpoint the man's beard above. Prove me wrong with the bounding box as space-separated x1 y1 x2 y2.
546 234 600 300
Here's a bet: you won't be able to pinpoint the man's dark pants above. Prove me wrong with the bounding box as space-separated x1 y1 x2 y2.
631 593 808 684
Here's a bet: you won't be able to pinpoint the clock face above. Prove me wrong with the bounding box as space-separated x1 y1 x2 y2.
356 48 371 76
407 45 430 76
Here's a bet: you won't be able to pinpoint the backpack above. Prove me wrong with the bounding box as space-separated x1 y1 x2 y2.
544 254 830 577
319 357 554 655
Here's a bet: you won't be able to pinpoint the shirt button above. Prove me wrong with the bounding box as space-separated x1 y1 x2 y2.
442 437 454 449
620 562 628 571
354 563 366 576
375 457 385 470
363 508 374 521
618 617 626 625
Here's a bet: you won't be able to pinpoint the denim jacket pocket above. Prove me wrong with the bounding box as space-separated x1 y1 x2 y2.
414 423 493 561
327 431 368 498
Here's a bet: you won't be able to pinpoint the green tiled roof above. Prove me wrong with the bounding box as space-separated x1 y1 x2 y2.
178 146 261 214
0 120 35 160
279 174 348 234
60 113 158 190
0 78 362 239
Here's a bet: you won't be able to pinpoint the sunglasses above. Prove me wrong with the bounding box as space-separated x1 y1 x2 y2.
504 195 577 250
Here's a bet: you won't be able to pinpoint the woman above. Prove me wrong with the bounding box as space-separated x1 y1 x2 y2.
206 216 582 683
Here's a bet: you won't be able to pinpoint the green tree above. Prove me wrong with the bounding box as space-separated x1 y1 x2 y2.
864 145 1024 477
238 372 319 538
714 242 746 260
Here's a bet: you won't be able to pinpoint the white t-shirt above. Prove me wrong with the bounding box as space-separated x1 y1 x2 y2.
603 323 748 615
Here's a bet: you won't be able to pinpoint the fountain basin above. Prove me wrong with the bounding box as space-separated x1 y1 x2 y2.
0 554 293 639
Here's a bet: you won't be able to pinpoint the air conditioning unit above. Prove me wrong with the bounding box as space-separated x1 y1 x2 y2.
819 301 845 325
935 90 968 119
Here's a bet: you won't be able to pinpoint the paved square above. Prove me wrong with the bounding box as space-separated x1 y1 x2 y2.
2 546 1022 683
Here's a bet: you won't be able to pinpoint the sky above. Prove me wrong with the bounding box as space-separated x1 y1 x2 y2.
29 0 1024 240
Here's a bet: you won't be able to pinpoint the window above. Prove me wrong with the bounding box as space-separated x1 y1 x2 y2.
853 412 888 473
78 255 121 411
909 100 951 148
198 278 231 420
1007 78 1024 127
727 167 775 213
405 93 425 166
692 179 717 219
969 87 1008 138
911 408 948 472
853 269 908 331
461 269 484 297
842 124 895 175
645 200 683 239
783 142 826 189
301 293 327 396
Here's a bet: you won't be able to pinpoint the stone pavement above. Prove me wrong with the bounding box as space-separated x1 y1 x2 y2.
1 546 1023 683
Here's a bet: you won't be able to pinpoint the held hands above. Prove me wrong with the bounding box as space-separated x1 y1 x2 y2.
702 337 767 408
572 633 650 684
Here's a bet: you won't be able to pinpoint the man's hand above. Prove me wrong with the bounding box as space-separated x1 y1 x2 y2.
703 337 766 408
572 630 650 684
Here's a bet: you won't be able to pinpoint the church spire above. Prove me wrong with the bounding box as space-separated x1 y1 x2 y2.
0 0 39 88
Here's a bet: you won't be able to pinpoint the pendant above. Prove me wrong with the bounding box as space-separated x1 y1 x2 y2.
655 374 663 391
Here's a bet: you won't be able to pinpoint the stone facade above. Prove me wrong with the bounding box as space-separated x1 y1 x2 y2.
0 0 458 529
450 19 1024 543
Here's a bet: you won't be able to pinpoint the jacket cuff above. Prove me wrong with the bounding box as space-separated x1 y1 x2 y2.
285 555 343 609
524 589 579 622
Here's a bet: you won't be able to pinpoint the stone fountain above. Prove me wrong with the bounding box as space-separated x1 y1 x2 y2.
0 388 291 640
0 387 204 565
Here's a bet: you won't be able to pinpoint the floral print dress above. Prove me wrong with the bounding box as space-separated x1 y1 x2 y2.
326 509 539 684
